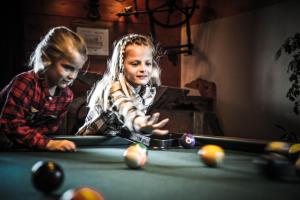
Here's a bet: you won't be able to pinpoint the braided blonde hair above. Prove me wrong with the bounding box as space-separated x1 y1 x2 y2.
88 33 162 111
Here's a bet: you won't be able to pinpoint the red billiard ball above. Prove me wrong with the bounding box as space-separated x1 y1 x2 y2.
198 145 225 167
180 133 196 149
31 161 64 193
61 187 105 200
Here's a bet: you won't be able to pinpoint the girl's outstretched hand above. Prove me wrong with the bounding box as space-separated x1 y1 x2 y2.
135 113 169 135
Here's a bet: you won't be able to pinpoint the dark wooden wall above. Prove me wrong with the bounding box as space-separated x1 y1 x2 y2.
1 1 25 88
1 0 285 89
21 0 181 87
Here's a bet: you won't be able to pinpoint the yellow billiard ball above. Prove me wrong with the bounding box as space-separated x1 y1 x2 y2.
265 141 290 155
288 143 300 162
198 144 225 167
295 157 300 178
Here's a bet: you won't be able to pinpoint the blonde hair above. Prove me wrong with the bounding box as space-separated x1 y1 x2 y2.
29 26 88 73
88 33 162 110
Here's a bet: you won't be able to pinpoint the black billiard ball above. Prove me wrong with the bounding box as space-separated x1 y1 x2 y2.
180 133 196 149
31 161 64 193
254 153 291 180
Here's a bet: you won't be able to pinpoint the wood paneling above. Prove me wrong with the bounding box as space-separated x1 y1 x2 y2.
190 0 286 24
22 0 182 86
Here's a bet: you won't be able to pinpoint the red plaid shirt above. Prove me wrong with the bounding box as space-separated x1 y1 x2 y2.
0 70 73 149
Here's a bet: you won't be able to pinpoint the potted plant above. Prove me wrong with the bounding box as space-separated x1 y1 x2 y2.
275 33 300 115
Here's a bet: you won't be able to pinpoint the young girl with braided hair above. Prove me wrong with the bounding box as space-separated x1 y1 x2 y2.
77 33 169 137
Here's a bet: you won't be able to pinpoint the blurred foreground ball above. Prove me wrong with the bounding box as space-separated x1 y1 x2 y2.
124 144 147 169
31 161 64 193
265 141 290 155
133 143 148 156
295 157 300 178
180 133 196 149
198 145 225 167
254 153 291 180
60 187 104 200
288 143 300 163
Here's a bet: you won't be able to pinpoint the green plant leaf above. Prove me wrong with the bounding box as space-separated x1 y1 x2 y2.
289 74 297 81
275 48 282 60
293 101 299 115
276 32 300 116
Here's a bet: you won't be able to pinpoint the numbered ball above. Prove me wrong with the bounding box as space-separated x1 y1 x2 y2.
31 161 64 193
133 143 148 156
180 133 196 149
60 187 105 200
254 153 291 180
295 157 300 178
265 141 290 155
124 145 147 169
288 143 300 163
198 145 225 167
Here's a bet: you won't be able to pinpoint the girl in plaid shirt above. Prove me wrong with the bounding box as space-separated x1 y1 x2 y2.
77 34 169 137
0 26 88 151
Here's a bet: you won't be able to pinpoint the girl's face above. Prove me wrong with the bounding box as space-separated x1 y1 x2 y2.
45 53 86 89
123 44 153 87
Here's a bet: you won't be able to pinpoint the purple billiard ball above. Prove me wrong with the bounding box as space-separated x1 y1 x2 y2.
180 133 196 149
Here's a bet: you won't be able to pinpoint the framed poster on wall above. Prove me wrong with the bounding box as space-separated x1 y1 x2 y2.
76 26 109 56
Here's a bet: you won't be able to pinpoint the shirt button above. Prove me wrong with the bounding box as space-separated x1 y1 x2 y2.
48 96 53 100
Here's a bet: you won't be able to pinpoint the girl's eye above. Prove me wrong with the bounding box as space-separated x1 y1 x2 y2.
63 65 75 72
131 62 139 66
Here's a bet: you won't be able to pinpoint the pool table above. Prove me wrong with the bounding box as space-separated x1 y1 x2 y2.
0 135 299 200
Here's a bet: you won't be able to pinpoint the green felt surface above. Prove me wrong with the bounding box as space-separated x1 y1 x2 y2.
0 147 300 200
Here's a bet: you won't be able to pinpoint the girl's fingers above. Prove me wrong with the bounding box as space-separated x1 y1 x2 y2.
152 118 169 128
147 113 160 125
152 129 169 135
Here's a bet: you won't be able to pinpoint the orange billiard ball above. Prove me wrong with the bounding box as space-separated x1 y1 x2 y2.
198 145 225 167
60 187 105 200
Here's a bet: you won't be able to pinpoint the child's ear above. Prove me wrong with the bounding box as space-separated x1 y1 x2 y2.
43 59 52 67
41 54 52 67
43 60 52 67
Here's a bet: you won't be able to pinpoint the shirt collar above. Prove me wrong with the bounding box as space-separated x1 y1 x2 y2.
34 71 67 97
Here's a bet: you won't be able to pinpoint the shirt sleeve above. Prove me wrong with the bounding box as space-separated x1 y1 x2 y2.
109 82 146 132
0 77 50 149
76 105 103 135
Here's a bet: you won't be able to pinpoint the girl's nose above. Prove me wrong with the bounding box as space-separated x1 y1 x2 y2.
139 63 146 71
68 71 78 80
